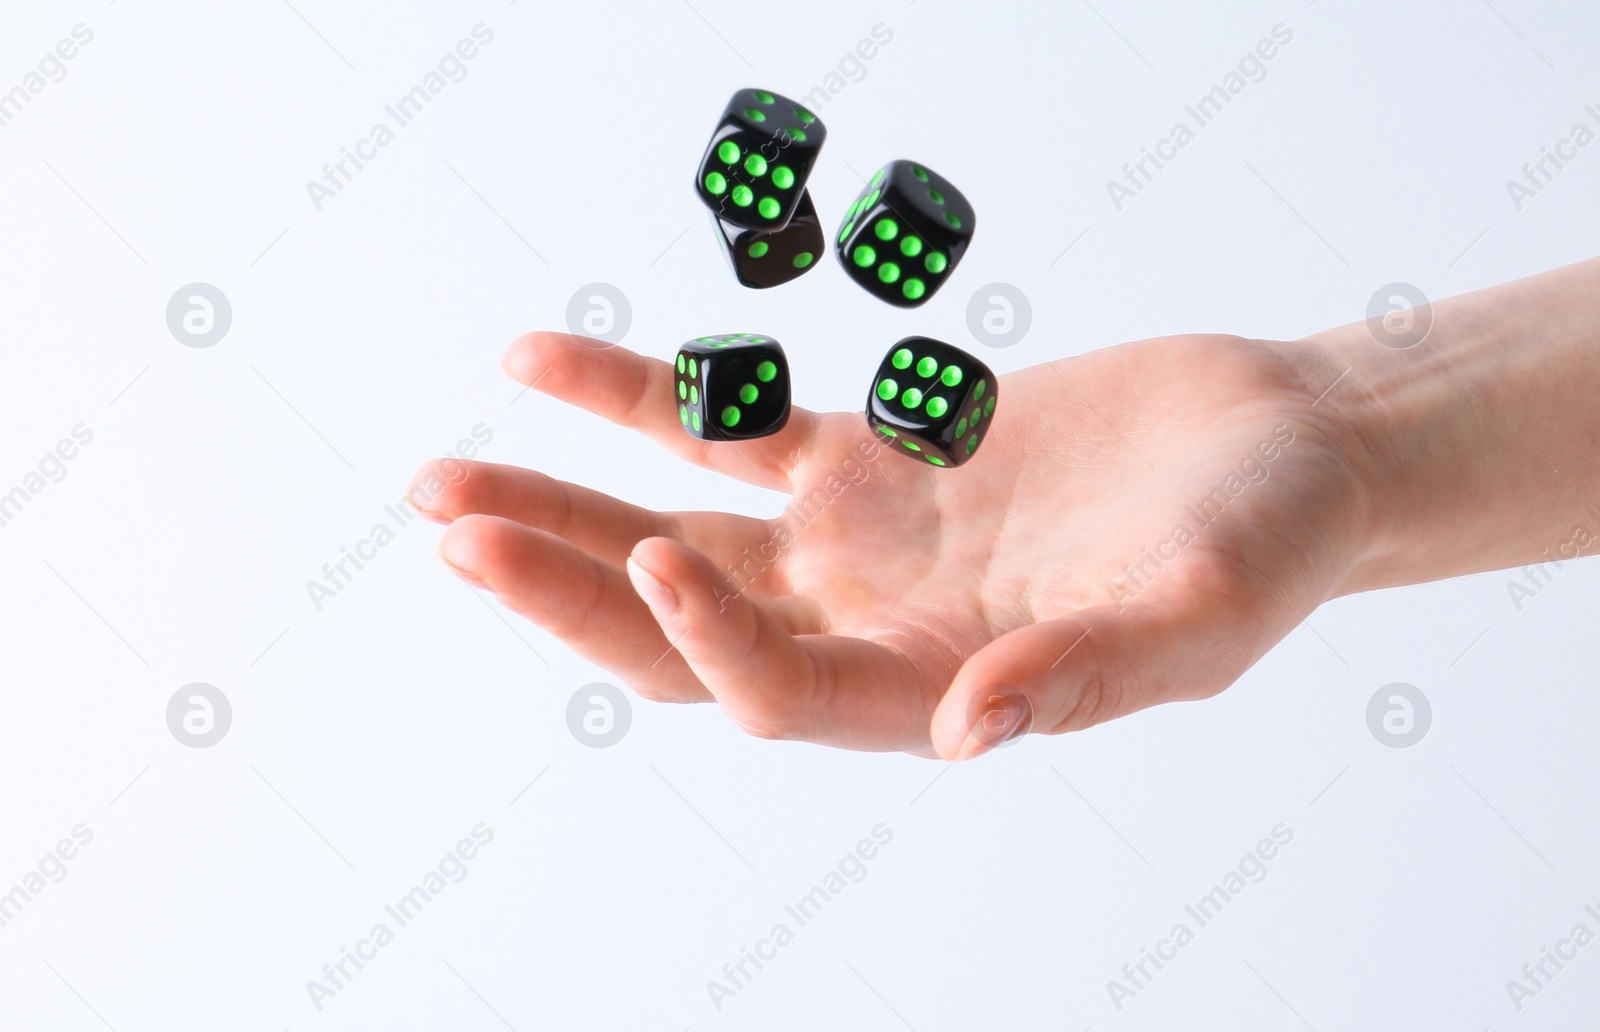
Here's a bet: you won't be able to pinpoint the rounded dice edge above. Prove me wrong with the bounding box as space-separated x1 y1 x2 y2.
890 159 976 238
674 334 791 442
708 190 825 290
864 336 998 467
833 162 973 308
694 88 826 232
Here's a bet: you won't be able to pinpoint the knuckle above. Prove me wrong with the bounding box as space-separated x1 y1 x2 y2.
1171 553 1277 653
1044 666 1120 735
549 562 608 639
1047 631 1126 733
621 365 663 427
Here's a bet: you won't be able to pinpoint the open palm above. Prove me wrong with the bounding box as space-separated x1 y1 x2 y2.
415 331 1369 759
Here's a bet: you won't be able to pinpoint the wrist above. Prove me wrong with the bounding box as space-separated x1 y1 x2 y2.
1296 259 1600 595
1290 319 1450 595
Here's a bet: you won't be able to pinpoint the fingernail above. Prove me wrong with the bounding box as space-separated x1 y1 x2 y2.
627 557 679 615
443 559 488 590
962 691 1033 759
406 462 462 524
501 341 547 386
412 504 448 525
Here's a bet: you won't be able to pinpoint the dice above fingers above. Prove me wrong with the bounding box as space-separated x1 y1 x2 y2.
710 189 823 289
837 160 975 307
866 336 996 467
695 89 826 232
675 334 791 441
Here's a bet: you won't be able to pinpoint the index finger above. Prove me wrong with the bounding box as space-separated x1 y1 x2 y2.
503 331 819 491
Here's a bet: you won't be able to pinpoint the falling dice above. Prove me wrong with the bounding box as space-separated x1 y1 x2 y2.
675 334 791 441
836 160 975 308
866 336 996 467
709 189 823 289
695 88 826 232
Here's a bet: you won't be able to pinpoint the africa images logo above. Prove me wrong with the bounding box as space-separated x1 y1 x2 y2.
304 24 495 211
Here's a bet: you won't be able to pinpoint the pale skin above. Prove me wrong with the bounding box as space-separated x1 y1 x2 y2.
411 258 1600 760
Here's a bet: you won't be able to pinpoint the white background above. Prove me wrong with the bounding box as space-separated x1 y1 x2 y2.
2 0 1599 1028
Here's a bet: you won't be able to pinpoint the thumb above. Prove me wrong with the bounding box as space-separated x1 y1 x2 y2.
929 599 1263 761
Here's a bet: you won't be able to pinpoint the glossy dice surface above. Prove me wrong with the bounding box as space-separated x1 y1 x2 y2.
866 336 996 466
836 160 975 307
675 334 790 441
694 88 826 232
710 189 823 289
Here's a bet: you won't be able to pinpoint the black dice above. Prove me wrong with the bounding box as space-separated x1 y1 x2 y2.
866 337 996 467
709 189 823 289
836 160 975 307
695 88 826 232
675 334 791 441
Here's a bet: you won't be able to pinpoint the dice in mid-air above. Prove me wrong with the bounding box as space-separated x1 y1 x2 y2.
866 336 996 467
709 189 823 289
694 88 826 232
836 160 975 307
675 334 790 441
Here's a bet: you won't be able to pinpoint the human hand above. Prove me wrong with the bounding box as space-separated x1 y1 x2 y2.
412 328 1377 759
